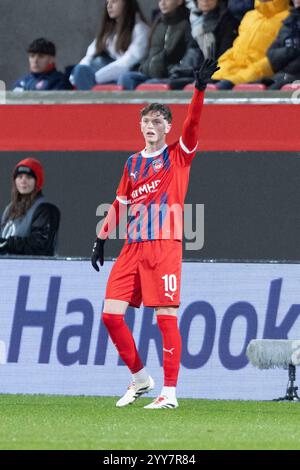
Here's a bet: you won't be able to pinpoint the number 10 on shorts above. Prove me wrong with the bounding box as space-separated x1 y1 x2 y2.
162 274 177 294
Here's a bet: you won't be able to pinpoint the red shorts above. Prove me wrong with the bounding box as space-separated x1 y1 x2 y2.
105 240 182 308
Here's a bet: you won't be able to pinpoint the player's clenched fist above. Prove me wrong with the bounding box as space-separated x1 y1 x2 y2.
194 59 220 91
91 237 105 271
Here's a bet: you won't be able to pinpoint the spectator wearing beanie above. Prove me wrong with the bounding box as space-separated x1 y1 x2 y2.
12 38 72 91
0 158 60 256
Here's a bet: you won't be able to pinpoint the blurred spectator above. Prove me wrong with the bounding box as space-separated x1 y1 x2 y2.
188 0 238 59
71 0 149 90
168 0 238 88
227 0 255 22
212 0 290 89
264 0 300 88
186 0 239 37
117 0 191 90
12 38 71 91
0 158 60 256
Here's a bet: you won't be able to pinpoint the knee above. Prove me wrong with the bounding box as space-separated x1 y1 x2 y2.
117 72 130 86
103 299 128 314
72 64 91 79
156 307 178 317
216 80 234 90
118 72 136 90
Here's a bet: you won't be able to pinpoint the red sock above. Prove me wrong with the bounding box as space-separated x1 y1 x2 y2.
157 315 182 387
102 313 144 374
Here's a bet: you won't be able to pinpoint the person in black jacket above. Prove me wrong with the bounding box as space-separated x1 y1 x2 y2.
12 38 71 91
264 0 300 89
169 0 238 88
118 0 191 89
0 158 60 256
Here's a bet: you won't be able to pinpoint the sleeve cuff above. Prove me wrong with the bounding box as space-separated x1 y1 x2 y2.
116 196 131 205
180 136 198 154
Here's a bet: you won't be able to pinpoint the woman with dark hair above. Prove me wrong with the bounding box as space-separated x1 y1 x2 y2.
0 158 60 256
71 0 149 89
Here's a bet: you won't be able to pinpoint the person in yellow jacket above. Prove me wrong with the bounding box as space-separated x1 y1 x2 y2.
212 0 290 89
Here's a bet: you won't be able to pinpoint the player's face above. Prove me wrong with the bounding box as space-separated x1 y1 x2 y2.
293 0 300 7
29 53 54 73
158 0 183 15
141 112 171 146
106 0 124 19
15 174 36 195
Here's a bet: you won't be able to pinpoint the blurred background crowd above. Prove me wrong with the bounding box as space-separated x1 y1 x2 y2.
4 0 300 92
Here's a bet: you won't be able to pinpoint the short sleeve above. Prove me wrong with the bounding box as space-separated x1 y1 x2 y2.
116 163 132 205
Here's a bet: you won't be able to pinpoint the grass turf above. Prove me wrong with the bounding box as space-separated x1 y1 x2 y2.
0 394 299 450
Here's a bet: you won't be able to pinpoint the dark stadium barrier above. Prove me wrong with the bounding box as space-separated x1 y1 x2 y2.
1 150 300 260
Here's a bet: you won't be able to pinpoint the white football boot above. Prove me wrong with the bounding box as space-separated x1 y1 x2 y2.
116 376 155 407
144 395 178 409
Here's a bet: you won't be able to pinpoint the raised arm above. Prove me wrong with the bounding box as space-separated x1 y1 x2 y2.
181 59 220 152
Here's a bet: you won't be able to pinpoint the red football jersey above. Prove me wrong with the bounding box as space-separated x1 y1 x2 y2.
98 89 204 243
116 138 198 243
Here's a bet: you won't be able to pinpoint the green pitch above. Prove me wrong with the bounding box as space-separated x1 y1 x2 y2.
0 394 299 450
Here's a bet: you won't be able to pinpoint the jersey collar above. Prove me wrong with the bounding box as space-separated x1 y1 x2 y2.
141 144 167 158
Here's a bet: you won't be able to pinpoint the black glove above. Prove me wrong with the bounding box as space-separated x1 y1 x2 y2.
194 58 220 91
0 238 8 254
91 238 105 272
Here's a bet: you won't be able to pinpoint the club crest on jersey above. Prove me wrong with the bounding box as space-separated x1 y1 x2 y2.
152 158 163 173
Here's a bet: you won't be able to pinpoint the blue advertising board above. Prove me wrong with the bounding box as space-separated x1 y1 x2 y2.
0 259 299 400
